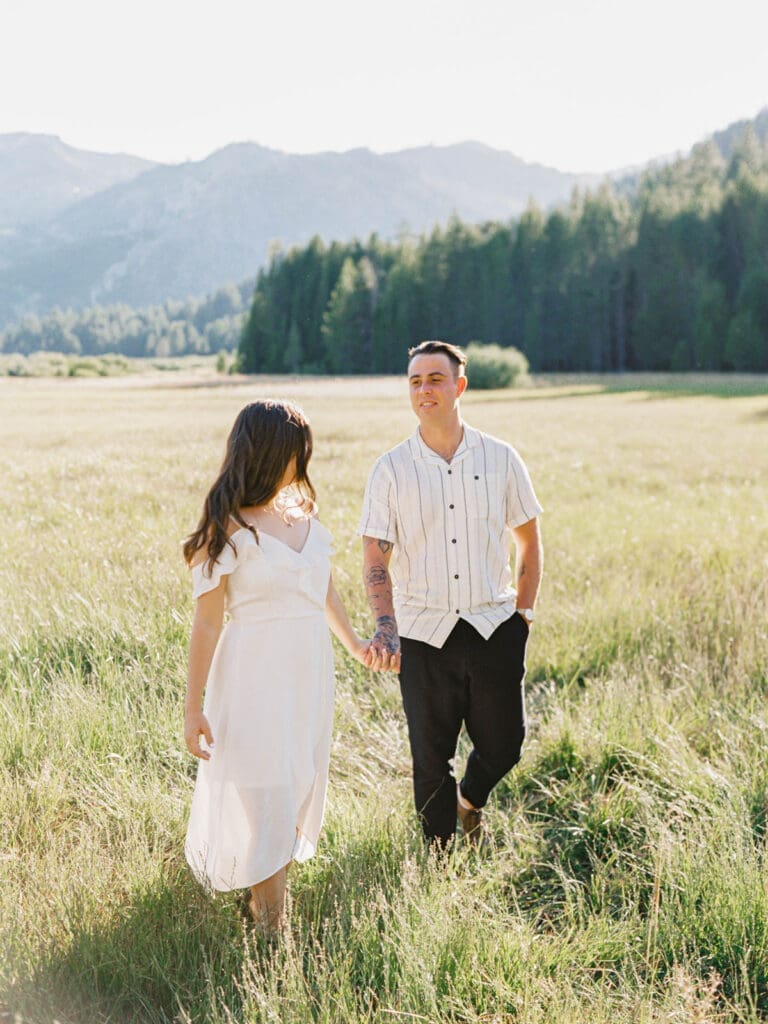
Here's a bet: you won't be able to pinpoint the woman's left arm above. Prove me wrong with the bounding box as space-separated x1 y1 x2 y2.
184 581 226 758
326 574 373 667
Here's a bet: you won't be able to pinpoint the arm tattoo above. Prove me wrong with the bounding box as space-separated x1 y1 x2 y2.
363 537 393 554
363 536 398 653
365 562 393 616
518 560 526 580
366 565 388 587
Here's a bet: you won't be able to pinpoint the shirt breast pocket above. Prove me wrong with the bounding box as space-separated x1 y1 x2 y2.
465 471 505 528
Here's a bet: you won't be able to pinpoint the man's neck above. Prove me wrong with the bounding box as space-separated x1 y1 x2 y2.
418 417 465 462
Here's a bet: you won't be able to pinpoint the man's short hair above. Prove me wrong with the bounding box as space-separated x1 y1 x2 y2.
407 340 467 376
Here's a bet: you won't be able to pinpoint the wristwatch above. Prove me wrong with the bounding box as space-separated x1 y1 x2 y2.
517 608 535 624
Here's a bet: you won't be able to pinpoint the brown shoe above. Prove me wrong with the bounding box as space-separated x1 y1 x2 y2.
457 793 487 848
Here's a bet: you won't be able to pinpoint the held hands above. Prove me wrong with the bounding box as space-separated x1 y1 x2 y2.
348 636 392 671
184 709 214 760
347 631 400 672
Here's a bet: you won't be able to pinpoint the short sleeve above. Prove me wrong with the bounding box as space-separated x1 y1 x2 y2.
505 446 543 528
190 543 239 599
358 458 398 543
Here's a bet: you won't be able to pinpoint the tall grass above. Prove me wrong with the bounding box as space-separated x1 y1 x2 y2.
1 374 767 1022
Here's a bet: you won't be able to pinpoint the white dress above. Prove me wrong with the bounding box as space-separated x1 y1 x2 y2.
185 518 335 892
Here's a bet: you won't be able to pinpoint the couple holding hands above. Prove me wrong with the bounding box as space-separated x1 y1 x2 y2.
182 340 543 934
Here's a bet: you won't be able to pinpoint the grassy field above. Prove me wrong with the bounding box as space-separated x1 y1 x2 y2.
1 372 767 1023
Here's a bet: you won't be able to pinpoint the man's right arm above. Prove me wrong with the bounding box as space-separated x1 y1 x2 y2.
362 535 401 672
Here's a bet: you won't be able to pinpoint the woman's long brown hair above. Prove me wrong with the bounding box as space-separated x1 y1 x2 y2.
183 400 316 570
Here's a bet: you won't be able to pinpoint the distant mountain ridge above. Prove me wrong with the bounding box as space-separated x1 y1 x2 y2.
0 138 600 325
0 133 156 228
0 109 765 329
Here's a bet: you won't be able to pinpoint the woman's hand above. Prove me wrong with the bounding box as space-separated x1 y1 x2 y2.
184 709 214 760
348 636 374 667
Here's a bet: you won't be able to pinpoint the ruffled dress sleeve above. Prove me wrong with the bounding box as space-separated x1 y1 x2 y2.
191 542 239 599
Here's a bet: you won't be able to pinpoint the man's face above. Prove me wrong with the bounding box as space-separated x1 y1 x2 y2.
408 353 467 424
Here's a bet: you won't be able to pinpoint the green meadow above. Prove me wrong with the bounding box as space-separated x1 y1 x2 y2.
1 372 767 1023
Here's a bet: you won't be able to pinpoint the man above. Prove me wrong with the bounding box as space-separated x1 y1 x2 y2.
359 340 543 848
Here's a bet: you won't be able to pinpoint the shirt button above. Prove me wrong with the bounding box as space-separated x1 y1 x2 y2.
449 504 454 509
455 609 460 614
451 538 457 543
474 475 479 480
454 574 459 579
447 469 452 474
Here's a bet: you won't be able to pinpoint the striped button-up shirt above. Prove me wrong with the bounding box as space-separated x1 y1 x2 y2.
358 423 542 648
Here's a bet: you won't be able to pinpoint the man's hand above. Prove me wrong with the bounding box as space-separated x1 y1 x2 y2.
369 614 401 672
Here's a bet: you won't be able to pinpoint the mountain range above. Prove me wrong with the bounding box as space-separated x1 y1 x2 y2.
1 109 766 329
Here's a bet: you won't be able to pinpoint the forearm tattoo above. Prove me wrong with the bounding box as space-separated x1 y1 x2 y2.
364 543 394 611
373 615 400 655
365 563 393 605
363 536 398 650
366 564 388 587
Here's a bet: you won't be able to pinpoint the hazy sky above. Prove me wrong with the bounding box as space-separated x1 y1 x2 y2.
3 0 767 172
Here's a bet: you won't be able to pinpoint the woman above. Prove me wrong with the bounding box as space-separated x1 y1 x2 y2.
182 400 371 934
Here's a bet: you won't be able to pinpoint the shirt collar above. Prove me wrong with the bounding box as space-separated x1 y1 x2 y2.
408 424 480 464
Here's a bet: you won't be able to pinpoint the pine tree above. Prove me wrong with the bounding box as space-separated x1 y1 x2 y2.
322 257 378 374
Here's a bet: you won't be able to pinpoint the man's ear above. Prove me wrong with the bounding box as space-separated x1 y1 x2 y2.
456 375 468 397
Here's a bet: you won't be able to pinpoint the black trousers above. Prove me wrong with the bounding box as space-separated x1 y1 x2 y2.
399 615 528 846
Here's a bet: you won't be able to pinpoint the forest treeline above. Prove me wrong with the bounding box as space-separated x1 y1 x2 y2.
3 128 767 374
0 282 251 358
240 130 768 374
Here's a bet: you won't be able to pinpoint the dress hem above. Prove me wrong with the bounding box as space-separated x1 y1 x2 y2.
185 829 318 893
